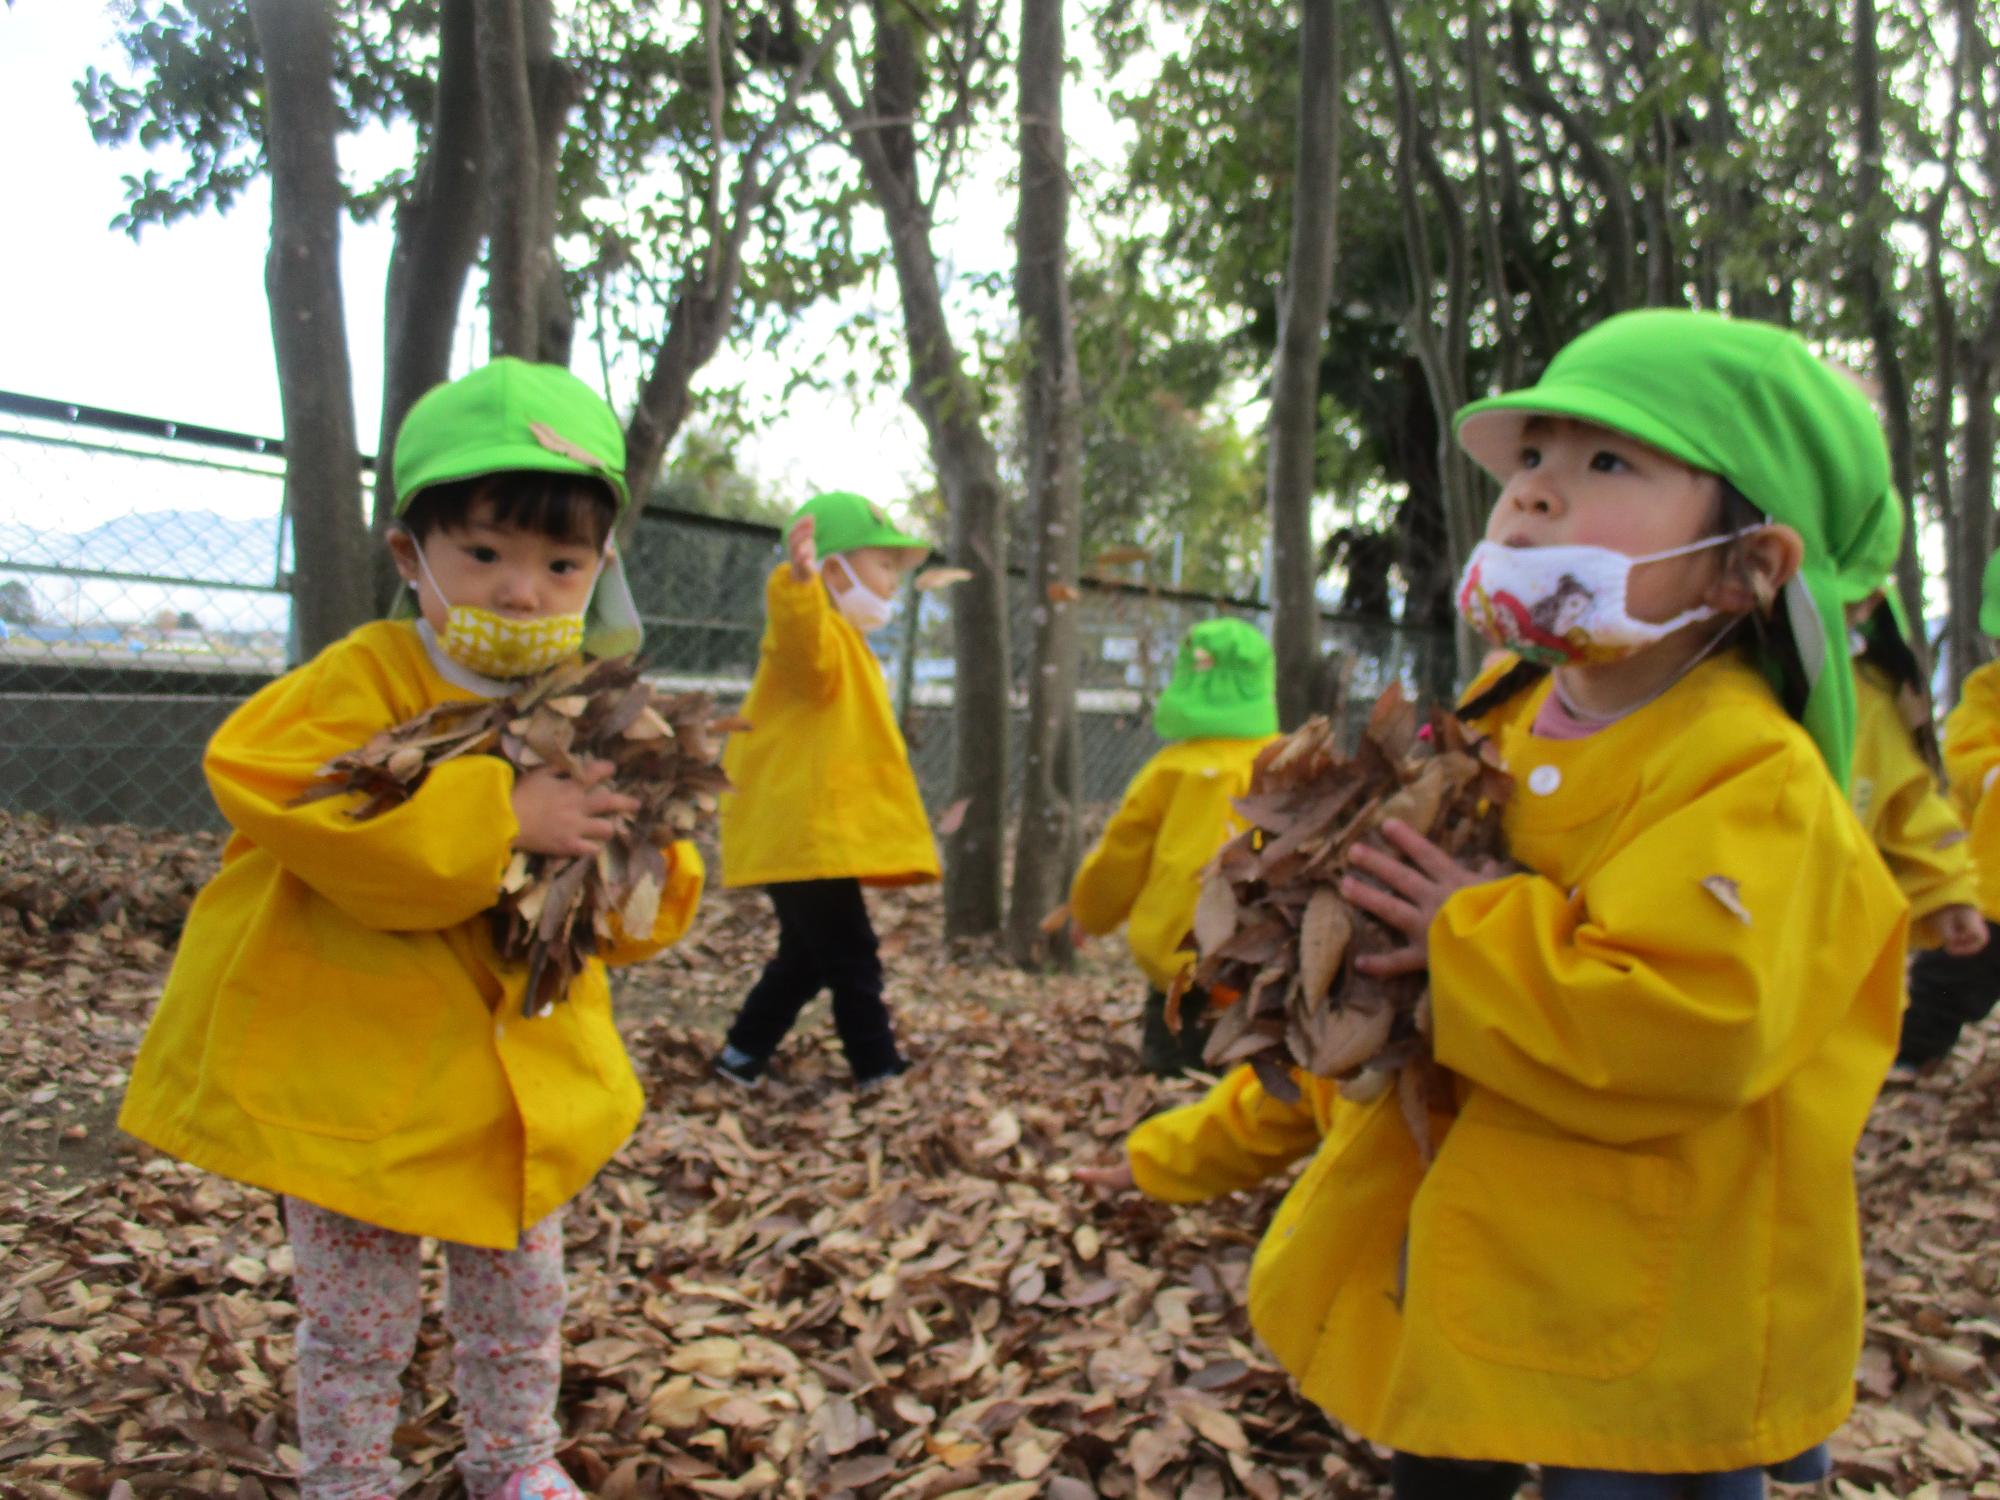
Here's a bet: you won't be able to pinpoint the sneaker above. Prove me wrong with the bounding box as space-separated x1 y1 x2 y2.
855 1058 911 1095
713 1045 766 1089
484 1458 583 1500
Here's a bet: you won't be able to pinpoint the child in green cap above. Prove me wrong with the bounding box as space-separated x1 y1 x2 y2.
1900 546 2000 1065
1068 617 1279 1075
119 358 705 1500
1079 311 1909 1499
714 490 940 1089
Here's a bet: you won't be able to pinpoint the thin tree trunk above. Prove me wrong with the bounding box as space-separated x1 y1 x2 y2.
1466 6 1521 387
373 0 483 606
523 0 574 363
831 14 1010 937
247 0 372 658
1268 0 1341 730
623 11 850 514
1006 0 1083 965
475 0 547 358
1850 0 1928 655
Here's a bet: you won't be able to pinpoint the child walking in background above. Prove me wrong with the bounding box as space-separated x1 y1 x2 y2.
1069 618 1278 1075
1081 311 1908 1499
119 360 705 1500
1900 548 2000 1065
1839 561 1986 969
714 490 938 1090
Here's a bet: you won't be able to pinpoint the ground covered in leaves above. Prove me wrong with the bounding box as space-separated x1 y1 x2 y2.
2 809 1999 1499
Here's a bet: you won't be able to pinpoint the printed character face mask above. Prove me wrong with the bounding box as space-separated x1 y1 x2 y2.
410 538 604 678
1454 528 1760 668
826 553 898 633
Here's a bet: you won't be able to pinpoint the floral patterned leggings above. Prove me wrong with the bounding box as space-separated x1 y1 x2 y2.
284 1198 566 1500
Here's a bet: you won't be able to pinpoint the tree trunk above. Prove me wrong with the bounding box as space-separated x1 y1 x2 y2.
1850 0 1928 656
1267 0 1341 731
523 0 574 363
247 0 372 659
1366 0 1482 677
832 13 1011 937
475 0 561 359
1006 0 1083 965
373 0 484 606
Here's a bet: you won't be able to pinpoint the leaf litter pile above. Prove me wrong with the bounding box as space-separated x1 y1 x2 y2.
1181 689 1509 1156
293 656 741 1014
4 810 2000 1499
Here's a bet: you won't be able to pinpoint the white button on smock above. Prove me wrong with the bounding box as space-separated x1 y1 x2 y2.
1527 764 1562 796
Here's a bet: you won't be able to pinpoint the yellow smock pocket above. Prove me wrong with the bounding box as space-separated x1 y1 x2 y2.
231 885 450 1142
1428 1122 1687 1380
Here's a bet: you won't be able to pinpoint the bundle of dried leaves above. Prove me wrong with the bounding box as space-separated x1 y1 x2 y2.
1178 687 1510 1141
295 657 743 1014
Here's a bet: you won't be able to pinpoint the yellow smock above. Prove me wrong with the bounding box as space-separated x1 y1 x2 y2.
719 564 939 888
119 621 704 1250
1942 658 2000 919
1128 655 1907 1472
1069 735 1276 990
1850 660 1977 936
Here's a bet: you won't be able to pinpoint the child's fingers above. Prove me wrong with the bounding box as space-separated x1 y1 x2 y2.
1378 818 1465 880
1341 872 1427 937
584 788 642 817
1354 945 1427 978
1346 841 1438 905
1073 1161 1135 1191
574 757 619 788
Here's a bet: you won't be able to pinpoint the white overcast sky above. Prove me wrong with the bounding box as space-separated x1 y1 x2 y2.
0 2 1147 530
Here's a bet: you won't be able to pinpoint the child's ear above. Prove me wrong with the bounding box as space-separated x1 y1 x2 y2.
386 526 422 586
1706 524 1804 615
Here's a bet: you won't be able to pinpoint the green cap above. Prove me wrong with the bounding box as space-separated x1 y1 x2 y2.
1981 551 2000 637
795 490 929 561
389 359 642 661
393 358 629 514
1454 310 1898 790
1154 618 1277 741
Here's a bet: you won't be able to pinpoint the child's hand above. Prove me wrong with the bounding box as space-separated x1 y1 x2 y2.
1067 918 1090 951
1073 1159 1135 1192
511 758 640 857
787 515 818 583
1343 819 1503 977
1933 903 1989 957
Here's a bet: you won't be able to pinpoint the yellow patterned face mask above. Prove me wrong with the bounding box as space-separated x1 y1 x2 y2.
411 540 597 679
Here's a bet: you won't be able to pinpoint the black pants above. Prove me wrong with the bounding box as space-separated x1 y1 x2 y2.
724 878 902 1079
1390 1454 1525 1499
1142 985 1215 1077
1901 918 2000 1065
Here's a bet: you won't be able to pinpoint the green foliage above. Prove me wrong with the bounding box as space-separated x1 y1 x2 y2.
75 0 875 348
649 428 792 524
1064 250 1265 597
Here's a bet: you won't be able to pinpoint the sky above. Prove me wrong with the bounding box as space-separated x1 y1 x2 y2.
0 3 1143 536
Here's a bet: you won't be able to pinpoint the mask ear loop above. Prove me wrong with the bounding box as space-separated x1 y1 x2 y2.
405 532 452 611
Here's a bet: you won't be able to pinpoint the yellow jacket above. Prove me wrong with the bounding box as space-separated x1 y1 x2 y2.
1850 660 1977 934
1942 659 2000 918
119 621 703 1250
719 565 939 888
1070 736 1275 989
1128 655 1906 1472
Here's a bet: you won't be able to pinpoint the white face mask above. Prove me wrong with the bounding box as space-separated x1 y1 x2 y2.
827 554 897 633
1455 528 1760 668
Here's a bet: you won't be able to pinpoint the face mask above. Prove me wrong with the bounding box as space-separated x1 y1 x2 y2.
827 554 897 633
410 539 601 679
1454 528 1759 668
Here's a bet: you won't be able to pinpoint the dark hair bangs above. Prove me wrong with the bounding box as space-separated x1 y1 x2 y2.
401 471 617 549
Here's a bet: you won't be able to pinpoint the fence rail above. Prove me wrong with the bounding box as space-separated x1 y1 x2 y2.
0 389 1456 831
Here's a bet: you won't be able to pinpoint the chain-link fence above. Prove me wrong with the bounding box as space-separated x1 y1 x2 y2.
0 391 1457 831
